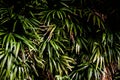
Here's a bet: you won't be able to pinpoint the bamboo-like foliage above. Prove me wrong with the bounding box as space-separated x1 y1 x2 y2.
0 0 120 80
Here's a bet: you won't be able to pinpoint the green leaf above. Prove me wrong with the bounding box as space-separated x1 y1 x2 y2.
0 53 5 60
87 13 92 22
93 15 96 25
97 17 100 27
14 34 36 50
15 42 20 57
88 68 93 80
49 58 53 73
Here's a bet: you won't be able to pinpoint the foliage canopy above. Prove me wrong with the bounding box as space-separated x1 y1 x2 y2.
0 0 120 80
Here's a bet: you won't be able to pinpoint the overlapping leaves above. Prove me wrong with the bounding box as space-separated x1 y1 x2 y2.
0 0 120 80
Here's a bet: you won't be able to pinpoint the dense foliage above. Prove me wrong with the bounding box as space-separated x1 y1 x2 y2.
0 0 120 80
